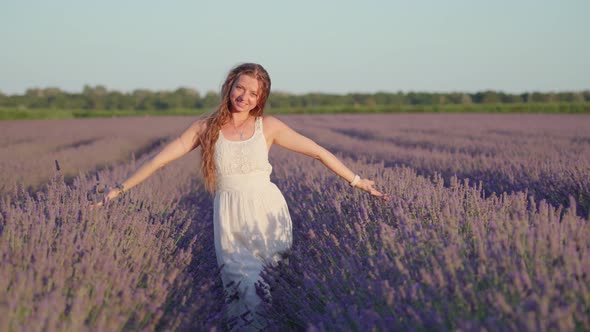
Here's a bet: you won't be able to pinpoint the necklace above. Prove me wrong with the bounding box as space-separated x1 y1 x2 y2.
231 116 250 140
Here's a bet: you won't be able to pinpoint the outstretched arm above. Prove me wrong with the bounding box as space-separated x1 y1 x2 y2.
265 116 388 200
98 119 205 205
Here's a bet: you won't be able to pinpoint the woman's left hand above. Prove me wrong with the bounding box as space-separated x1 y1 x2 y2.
354 179 390 201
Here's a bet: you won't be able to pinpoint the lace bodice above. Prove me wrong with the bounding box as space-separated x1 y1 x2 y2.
214 117 272 178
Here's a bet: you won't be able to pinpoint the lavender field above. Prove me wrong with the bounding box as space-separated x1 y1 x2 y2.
1 114 589 331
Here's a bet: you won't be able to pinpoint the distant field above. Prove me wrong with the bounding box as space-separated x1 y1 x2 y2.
1 114 589 330
0 117 195 192
1 102 589 120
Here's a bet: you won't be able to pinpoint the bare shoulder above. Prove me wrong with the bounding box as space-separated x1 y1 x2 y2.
184 117 208 136
262 115 291 140
194 117 208 130
262 115 289 131
178 117 208 150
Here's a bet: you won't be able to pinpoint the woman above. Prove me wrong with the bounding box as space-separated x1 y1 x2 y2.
100 63 388 329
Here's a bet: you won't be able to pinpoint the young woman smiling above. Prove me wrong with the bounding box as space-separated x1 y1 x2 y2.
100 63 388 330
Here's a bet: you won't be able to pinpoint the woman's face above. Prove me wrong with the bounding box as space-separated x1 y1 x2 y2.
229 74 259 113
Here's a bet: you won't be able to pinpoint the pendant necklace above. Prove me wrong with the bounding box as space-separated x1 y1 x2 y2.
232 117 249 140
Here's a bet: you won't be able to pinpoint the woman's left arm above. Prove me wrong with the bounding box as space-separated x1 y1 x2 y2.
265 116 388 200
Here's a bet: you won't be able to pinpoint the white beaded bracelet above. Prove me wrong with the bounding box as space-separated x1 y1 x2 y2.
350 174 361 187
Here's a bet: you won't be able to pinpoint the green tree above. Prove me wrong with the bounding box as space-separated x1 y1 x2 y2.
82 85 108 109
202 91 219 109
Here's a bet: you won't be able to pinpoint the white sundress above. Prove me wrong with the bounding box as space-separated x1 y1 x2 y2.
213 116 293 329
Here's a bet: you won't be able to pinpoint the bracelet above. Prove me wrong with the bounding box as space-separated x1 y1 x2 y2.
350 174 361 187
115 183 125 193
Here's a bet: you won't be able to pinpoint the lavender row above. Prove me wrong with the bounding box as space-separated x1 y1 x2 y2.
1 150 226 331
1 114 589 330
279 114 590 217
2 114 588 218
3 149 588 330
261 149 590 331
0 117 191 192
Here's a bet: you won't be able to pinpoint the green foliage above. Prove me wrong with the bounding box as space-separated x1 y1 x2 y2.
1 84 589 121
0 108 208 120
1 103 589 120
2 85 589 116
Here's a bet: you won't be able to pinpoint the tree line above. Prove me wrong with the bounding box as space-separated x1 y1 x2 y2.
1 85 588 111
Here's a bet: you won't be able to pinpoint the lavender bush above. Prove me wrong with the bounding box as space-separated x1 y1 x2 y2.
1 150 227 331
0 117 189 192
263 151 589 331
1 114 589 331
284 114 590 217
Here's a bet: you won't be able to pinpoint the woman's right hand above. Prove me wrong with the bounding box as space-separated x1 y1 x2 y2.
89 118 205 210
90 188 122 209
354 178 390 201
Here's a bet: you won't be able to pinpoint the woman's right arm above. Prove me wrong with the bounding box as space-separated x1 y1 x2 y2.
100 119 205 204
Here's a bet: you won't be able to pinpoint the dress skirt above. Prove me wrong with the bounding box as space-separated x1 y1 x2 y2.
213 172 292 329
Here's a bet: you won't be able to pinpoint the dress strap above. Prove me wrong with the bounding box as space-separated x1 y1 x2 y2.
255 116 262 133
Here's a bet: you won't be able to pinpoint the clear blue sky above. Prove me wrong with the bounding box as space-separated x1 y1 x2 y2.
1 0 588 95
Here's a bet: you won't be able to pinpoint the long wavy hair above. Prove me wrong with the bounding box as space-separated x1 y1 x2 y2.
199 63 271 193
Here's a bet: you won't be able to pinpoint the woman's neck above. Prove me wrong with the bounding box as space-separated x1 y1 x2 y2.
231 112 252 124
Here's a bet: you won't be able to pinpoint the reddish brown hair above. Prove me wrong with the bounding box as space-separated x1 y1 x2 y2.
199 63 271 193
